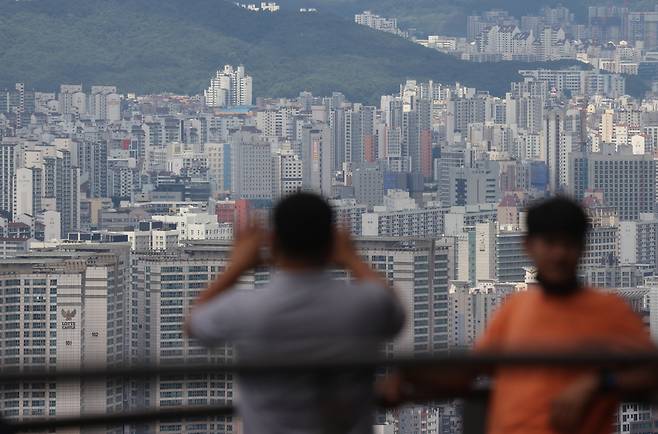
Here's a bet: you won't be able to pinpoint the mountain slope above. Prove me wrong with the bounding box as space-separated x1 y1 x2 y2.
276 0 658 36
0 0 589 102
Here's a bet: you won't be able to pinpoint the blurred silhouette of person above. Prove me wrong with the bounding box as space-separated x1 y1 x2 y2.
186 192 404 434
382 196 657 434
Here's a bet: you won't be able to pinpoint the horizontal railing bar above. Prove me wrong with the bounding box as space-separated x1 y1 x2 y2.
7 405 233 433
4 351 658 383
6 391 658 433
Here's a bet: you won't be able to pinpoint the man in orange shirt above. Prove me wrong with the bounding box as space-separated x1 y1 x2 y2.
384 197 657 434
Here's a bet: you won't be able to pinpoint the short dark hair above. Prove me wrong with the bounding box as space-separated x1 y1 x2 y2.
526 196 589 245
272 192 334 265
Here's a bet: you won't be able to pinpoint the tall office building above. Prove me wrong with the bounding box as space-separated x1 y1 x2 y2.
447 165 499 207
353 162 385 207
204 65 253 107
272 149 303 199
230 127 273 200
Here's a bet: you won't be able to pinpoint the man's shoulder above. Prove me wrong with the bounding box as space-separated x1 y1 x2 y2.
582 287 636 310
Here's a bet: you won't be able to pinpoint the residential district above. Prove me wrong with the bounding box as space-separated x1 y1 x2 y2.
356 5 658 80
2 41 658 434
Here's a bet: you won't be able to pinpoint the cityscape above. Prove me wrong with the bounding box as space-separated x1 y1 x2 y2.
2 1 658 434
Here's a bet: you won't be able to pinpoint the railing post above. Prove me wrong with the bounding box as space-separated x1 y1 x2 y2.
462 393 489 434
0 416 16 434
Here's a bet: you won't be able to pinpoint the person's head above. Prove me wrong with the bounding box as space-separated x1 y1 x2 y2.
271 192 334 269
525 196 589 296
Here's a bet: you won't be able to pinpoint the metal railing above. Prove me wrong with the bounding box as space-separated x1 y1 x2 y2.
3 351 658 433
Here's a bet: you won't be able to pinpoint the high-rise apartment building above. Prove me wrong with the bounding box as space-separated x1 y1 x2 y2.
362 191 445 238
357 237 456 355
354 11 406 36
619 214 658 274
627 11 658 50
331 198 368 236
58 84 86 116
43 149 81 236
13 166 42 218
89 86 120 122
448 280 520 349
495 226 531 282
78 139 108 199
204 65 253 107
0 242 131 431
518 69 625 98
131 242 261 434
301 122 332 197
0 140 17 218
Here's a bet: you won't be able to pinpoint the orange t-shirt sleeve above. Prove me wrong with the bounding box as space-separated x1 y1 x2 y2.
474 294 520 352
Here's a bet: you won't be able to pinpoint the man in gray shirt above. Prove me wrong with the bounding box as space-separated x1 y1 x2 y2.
186 192 405 434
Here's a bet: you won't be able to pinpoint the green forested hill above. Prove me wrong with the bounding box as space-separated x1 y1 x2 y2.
0 0 594 102
276 0 658 36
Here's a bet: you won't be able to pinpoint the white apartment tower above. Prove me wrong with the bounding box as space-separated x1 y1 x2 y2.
205 65 253 107
0 242 131 432
131 241 266 434
89 86 120 122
